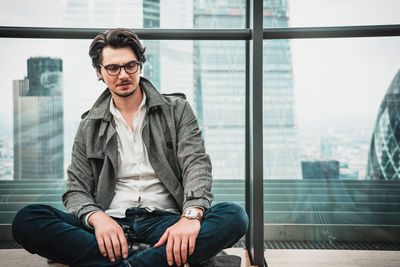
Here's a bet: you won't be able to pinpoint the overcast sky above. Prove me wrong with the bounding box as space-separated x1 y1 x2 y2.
289 0 400 129
0 0 399 132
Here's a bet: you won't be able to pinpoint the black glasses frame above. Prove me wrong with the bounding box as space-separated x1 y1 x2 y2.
99 60 140 76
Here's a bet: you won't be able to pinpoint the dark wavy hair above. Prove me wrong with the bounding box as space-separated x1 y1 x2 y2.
89 28 146 71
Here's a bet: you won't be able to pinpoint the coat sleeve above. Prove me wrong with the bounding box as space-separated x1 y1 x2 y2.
176 101 214 211
62 120 102 223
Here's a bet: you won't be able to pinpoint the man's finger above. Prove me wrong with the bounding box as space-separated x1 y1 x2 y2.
181 238 188 263
166 235 174 266
104 237 116 262
173 236 182 266
110 234 121 259
154 230 169 247
118 231 129 259
188 235 196 255
96 235 107 257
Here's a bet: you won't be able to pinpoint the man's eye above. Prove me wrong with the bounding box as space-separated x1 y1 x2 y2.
126 63 136 69
107 65 119 71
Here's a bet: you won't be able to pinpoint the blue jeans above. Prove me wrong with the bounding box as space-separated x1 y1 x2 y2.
12 202 248 267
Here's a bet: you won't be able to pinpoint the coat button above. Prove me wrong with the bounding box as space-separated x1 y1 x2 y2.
166 142 173 149
102 152 106 158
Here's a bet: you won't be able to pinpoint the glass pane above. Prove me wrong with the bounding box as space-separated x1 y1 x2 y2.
264 0 400 28
263 37 400 248
0 38 245 225
0 0 245 29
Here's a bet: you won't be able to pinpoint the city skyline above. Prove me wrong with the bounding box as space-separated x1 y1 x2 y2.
0 1 399 128
0 0 399 120
0 0 399 180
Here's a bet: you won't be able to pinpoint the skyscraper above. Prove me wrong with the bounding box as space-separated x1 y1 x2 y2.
193 0 246 180
263 0 301 179
143 0 161 89
13 57 64 180
366 70 400 180
194 0 301 179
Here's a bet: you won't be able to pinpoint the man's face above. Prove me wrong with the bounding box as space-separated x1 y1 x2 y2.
97 46 141 98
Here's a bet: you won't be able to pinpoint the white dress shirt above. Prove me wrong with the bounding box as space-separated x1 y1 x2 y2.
84 91 179 226
105 92 179 218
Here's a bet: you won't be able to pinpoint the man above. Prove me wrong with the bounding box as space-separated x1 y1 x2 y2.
12 28 248 267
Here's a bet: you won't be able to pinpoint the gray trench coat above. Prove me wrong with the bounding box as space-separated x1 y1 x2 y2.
62 77 213 223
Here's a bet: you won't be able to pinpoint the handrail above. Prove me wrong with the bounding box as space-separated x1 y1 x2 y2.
0 27 250 40
1 25 400 40
263 24 400 39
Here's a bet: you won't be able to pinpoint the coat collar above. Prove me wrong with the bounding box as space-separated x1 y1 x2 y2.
85 76 167 121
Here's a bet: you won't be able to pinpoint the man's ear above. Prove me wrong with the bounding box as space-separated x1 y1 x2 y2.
96 68 103 81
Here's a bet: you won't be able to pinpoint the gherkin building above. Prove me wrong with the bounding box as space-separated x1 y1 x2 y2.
367 70 400 180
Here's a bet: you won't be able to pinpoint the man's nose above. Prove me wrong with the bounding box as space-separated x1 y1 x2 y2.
118 67 129 78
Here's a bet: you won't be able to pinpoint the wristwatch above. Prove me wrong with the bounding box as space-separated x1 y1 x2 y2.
182 208 203 222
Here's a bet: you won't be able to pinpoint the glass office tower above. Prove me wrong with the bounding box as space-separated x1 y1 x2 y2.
194 0 246 180
194 0 300 179
263 0 301 179
13 57 64 180
366 70 400 180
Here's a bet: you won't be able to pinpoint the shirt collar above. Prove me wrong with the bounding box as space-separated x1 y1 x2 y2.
109 90 147 118
85 77 168 121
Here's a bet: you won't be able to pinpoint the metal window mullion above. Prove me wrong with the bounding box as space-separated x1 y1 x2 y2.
247 0 264 266
245 0 251 256
263 24 400 39
2 25 400 40
0 26 250 40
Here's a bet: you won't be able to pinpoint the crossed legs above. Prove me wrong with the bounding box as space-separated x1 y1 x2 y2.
12 202 248 267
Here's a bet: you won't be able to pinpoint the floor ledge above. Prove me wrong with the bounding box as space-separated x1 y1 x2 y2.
0 247 252 267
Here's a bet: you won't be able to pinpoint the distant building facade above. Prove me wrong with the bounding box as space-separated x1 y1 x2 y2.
301 160 340 179
366 70 400 180
263 0 301 179
13 57 64 180
193 0 246 180
194 0 301 179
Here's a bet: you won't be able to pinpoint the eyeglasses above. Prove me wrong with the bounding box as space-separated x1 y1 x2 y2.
99 60 140 76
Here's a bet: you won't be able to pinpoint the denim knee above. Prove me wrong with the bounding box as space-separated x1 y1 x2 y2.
228 202 249 236
12 204 52 244
215 201 249 237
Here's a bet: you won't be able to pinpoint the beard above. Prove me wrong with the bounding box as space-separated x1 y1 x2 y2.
113 83 139 98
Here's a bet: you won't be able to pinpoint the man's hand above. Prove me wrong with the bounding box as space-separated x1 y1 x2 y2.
154 216 201 266
88 212 128 263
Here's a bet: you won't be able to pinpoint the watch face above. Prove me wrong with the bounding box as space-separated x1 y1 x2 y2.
185 208 198 219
